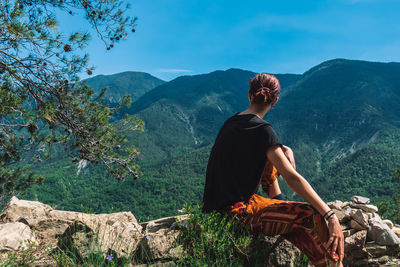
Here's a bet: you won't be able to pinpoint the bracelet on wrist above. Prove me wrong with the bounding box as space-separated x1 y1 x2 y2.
323 211 334 220
326 212 336 220
323 210 333 219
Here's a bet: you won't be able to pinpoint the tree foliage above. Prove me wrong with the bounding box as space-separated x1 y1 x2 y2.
378 168 400 224
0 0 142 200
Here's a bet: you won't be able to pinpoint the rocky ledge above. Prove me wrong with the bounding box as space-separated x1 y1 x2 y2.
327 196 400 266
0 196 399 266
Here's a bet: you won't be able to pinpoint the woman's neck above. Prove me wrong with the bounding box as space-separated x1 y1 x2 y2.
239 104 271 119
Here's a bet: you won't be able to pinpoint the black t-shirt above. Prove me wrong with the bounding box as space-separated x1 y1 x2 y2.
202 113 282 213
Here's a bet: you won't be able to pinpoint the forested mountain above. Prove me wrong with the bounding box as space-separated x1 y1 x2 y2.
84 71 165 103
120 69 301 164
266 59 400 200
22 59 400 221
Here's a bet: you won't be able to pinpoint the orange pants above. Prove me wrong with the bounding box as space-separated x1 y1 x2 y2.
226 162 339 266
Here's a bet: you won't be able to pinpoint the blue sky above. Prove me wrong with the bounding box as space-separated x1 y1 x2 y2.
60 0 400 81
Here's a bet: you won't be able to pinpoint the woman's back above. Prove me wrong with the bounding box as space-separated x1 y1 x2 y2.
201 73 344 266
202 112 281 212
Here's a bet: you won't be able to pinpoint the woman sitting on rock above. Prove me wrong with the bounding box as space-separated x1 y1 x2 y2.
202 73 344 267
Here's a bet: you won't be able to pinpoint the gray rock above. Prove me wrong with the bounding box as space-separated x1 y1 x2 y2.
369 212 382 220
365 243 387 257
1 196 143 259
345 230 367 250
383 219 394 229
341 223 350 231
346 257 369 266
341 224 350 231
350 203 378 213
351 209 369 229
135 229 182 262
385 244 400 256
0 196 53 226
170 219 188 230
333 209 351 223
327 200 343 210
350 219 368 230
393 226 400 238
343 229 357 238
348 207 359 214
0 222 36 251
366 256 400 267
343 205 352 211
4 196 400 267
344 230 368 265
341 201 351 208
351 196 370 204
368 218 400 245
142 215 188 234
262 236 303 267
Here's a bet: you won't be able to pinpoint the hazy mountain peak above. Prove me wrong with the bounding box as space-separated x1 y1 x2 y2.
84 71 165 102
224 68 255 74
303 58 400 78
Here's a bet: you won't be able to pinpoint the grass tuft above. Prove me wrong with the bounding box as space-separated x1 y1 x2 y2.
176 204 308 267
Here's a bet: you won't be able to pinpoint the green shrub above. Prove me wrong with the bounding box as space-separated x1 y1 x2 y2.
176 205 308 267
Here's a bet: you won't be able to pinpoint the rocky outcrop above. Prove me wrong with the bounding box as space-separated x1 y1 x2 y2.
0 196 144 265
0 222 35 251
328 195 400 266
1 196 400 266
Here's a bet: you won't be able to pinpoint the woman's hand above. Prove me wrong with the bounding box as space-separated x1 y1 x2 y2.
324 215 345 261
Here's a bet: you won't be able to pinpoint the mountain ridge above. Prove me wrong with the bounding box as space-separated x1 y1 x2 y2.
17 58 400 221
84 71 165 103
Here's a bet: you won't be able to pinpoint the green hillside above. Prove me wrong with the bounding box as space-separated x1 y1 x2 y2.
122 69 301 165
315 127 400 202
18 59 400 221
266 59 400 201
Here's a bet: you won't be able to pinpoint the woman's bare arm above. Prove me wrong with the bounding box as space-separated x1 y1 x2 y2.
281 145 296 170
267 145 295 198
267 145 330 215
267 144 344 262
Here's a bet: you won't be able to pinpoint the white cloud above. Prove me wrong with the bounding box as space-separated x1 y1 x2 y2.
157 69 193 73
